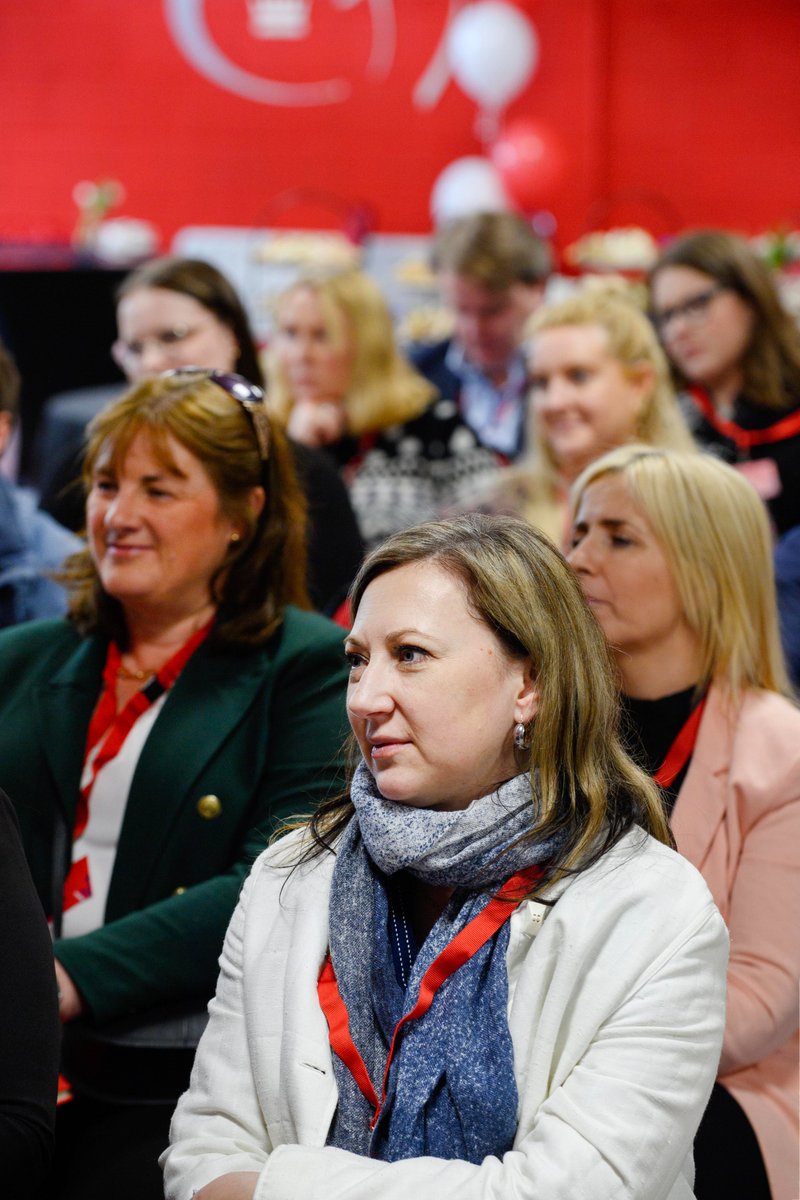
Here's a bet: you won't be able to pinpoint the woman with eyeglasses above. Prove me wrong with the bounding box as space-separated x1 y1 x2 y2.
569 446 800 1200
112 258 265 387
649 229 800 536
43 256 363 615
0 370 349 1199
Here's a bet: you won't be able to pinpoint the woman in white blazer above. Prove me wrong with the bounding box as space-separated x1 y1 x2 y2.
163 514 728 1200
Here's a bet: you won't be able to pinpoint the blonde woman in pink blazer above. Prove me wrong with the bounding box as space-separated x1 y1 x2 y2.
569 445 800 1200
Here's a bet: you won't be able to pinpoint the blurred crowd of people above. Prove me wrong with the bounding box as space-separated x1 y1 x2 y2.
0 213 797 1200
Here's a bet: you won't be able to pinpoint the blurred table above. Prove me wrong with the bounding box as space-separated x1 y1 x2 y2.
171 226 443 344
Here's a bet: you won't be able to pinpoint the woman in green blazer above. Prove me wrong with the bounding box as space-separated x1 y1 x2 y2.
0 370 349 1200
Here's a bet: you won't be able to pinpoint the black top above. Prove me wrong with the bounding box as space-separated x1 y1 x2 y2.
290 442 364 614
0 788 60 1194
679 388 800 535
620 685 697 816
317 398 505 551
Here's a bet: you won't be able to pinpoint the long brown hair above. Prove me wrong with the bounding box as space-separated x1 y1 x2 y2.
64 373 309 646
650 229 800 410
299 514 671 889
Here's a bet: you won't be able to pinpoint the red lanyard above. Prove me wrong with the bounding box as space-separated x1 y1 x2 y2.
62 621 212 916
75 620 213 839
342 432 379 485
653 696 706 789
688 386 800 452
317 863 545 1129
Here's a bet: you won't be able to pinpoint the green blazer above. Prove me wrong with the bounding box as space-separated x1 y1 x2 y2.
0 609 349 1021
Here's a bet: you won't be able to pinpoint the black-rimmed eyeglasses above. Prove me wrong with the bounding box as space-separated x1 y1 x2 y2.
650 285 726 335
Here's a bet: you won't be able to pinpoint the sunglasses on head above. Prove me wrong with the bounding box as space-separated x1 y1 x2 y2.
161 367 270 461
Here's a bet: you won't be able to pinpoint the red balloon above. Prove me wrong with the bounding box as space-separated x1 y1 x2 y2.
490 119 563 211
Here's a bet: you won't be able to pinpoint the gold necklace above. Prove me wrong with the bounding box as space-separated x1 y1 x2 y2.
116 662 153 682
117 610 215 683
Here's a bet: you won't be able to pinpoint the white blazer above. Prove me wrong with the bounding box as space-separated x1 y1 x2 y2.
163 827 728 1200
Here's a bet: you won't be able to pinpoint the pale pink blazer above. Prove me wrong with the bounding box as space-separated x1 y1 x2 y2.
673 683 800 1200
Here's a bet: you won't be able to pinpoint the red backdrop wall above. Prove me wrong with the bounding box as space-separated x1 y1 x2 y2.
1 0 797 251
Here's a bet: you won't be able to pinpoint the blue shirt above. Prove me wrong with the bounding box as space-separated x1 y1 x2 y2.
445 340 528 458
0 476 81 627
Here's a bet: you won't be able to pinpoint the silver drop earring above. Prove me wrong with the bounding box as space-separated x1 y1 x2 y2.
514 722 529 751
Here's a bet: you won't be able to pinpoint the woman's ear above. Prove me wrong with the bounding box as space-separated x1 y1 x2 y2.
221 325 240 371
248 486 266 520
627 359 656 403
514 660 540 726
0 410 14 459
230 487 266 542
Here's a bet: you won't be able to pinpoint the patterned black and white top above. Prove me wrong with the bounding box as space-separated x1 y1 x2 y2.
326 397 508 550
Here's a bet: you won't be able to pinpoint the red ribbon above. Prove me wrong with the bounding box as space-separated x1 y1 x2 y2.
653 695 706 789
317 863 545 1128
62 619 213 911
688 386 800 452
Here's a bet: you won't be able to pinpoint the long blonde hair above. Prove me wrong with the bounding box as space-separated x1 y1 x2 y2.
495 288 695 544
303 514 672 887
266 269 435 435
571 445 793 698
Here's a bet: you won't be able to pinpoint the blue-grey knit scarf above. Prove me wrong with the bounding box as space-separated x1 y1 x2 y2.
325 760 566 1163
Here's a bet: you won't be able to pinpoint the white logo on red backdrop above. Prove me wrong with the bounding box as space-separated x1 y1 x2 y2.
165 0 397 105
164 0 554 223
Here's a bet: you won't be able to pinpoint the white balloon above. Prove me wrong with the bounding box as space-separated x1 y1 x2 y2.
447 1 538 112
430 157 511 226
